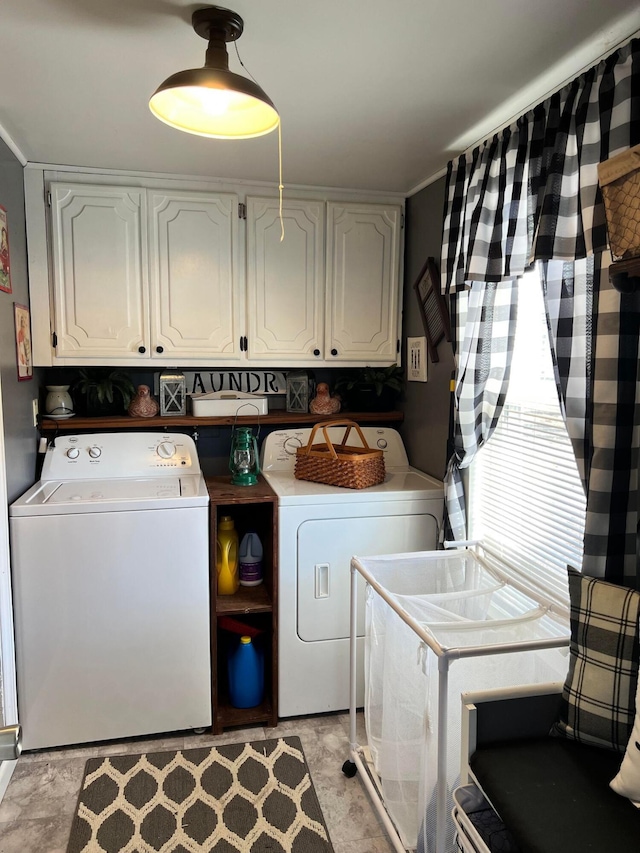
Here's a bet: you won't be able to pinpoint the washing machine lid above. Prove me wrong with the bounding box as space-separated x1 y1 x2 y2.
262 467 443 506
9 474 208 516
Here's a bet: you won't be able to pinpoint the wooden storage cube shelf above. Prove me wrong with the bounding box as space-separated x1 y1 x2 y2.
206 476 278 734
215 612 274 732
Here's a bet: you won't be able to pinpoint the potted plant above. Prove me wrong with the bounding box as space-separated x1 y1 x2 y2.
334 364 404 412
72 368 136 416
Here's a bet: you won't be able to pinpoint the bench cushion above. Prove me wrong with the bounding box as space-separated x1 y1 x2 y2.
470 737 640 853
552 568 640 752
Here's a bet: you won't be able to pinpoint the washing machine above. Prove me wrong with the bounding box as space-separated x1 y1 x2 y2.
260 425 443 717
9 432 211 750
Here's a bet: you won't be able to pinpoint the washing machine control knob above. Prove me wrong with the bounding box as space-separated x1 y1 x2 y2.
157 441 176 459
376 439 388 449
88 446 102 459
66 447 80 459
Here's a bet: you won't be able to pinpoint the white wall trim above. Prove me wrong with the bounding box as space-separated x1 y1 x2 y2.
407 15 640 199
0 373 18 726
25 161 407 201
0 759 18 805
407 166 448 197
0 121 26 167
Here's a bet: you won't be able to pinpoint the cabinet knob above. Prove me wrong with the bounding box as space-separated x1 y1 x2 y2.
138 346 146 354
331 348 338 356
313 348 321 357
156 345 164 354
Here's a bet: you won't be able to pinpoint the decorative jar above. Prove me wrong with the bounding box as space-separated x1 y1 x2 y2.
45 385 74 416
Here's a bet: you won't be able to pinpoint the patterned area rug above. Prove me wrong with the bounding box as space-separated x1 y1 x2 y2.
67 736 334 853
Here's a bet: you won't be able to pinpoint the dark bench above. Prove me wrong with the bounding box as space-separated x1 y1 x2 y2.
457 683 640 853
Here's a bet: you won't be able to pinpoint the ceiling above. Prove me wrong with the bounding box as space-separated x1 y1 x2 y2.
1 0 639 195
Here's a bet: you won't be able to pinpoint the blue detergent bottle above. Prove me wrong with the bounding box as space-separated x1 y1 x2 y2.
228 635 264 708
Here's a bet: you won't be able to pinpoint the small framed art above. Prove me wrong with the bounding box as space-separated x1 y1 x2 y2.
412 256 451 363
0 205 11 294
14 303 33 381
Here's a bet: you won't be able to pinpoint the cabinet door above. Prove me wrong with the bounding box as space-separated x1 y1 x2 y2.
326 202 401 362
149 191 241 360
246 197 324 362
50 184 148 359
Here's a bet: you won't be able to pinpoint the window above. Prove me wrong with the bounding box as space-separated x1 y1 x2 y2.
468 269 586 607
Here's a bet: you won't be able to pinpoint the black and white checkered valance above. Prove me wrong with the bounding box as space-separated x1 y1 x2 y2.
441 38 640 586
441 39 639 292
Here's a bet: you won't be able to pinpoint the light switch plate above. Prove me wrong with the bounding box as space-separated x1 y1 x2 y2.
407 337 428 382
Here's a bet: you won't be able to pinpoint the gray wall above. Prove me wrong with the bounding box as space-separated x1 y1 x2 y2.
400 176 454 480
0 138 40 729
0 140 40 501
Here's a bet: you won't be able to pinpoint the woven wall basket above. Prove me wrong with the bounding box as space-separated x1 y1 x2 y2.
598 143 640 261
295 419 385 489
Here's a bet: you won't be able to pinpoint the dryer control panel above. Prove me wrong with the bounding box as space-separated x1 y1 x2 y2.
41 433 200 480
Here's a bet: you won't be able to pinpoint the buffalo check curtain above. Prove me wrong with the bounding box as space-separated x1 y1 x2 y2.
441 38 640 585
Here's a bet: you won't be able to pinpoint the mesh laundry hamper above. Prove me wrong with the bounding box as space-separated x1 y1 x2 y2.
357 548 569 853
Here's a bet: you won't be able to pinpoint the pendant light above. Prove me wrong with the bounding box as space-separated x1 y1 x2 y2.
149 6 279 140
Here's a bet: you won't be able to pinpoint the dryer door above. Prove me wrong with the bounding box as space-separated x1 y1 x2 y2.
297 512 439 642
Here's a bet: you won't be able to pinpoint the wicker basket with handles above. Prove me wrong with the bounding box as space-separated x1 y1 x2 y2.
598 143 640 261
294 420 386 489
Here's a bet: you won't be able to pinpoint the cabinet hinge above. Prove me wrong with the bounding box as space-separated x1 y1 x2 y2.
238 203 247 220
400 212 405 229
397 338 400 353
52 331 58 348
46 190 52 206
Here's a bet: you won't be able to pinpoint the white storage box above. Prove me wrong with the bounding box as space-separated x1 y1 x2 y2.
190 391 268 417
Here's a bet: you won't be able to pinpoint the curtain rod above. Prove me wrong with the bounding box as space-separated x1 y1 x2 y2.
460 26 640 158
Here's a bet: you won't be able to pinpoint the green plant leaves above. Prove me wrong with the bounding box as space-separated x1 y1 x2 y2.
74 368 136 410
334 364 404 396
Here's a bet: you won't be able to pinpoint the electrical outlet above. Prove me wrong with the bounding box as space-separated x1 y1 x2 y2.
32 398 39 427
407 336 428 382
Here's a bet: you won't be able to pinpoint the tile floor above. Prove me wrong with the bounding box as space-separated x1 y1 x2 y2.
0 712 396 853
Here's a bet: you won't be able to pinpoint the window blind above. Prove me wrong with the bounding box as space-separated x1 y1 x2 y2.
468 273 585 608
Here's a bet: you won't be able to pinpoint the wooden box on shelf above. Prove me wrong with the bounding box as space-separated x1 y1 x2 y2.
206 475 278 734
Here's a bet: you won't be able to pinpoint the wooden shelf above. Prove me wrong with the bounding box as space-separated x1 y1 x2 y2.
215 697 275 731
216 585 272 615
38 410 404 432
207 475 279 734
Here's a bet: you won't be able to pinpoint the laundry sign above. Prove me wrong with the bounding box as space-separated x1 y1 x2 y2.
182 371 287 396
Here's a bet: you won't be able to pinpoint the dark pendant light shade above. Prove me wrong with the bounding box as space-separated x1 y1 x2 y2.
149 6 279 140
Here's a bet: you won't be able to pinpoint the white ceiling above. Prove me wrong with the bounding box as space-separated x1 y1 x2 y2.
1 0 639 195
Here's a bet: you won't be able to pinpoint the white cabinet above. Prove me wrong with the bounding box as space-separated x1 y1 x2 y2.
246 197 324 362
326 202 401 362
149 190 240 360
49 184 240 363
50 184 149 360
246 197 401 365
32 173 403 367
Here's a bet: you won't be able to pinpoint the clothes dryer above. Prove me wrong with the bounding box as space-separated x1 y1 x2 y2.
261 426 443 717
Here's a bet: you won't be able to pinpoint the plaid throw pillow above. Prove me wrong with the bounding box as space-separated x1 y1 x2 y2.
552 568 640 752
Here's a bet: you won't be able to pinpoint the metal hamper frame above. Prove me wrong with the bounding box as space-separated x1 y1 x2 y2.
343 543 570 853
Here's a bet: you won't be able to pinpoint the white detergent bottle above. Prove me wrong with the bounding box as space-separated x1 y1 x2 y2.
239 531 263 587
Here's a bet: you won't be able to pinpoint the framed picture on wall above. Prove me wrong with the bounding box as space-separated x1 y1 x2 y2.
0 206 11 294
412 256 451 363
14 303 33 381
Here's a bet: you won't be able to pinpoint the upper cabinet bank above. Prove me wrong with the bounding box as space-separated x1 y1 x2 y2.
25 170 404 369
